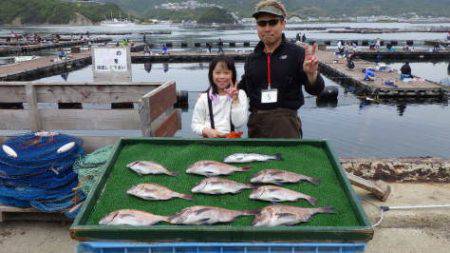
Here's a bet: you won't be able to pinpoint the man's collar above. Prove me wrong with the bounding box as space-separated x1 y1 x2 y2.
254 33 287 55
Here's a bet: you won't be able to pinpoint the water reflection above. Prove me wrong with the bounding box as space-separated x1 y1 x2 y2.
60 72 69 81
396 103 407 116
144 62 152 73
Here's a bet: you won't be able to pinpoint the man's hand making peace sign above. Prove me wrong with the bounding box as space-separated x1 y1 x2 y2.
302 43 319 84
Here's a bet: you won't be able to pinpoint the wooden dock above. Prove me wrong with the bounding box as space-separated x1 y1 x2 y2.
317 50 447 99
354 50 450 61
0 48 448 99
0 52 91 81
0 38 111 57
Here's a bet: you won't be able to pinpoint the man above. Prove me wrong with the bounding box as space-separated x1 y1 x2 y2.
239 0 324 138
400 62 413 80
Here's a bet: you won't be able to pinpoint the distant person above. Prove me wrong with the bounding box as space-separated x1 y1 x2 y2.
191 56 248 138
57 48 66 60
400 62 413 80
296 32 301 42
162 44 168 55
206 42 212 53
375 38 381 50
144 45 151 56
301 33 306 43
363 68 375 81
218 38 224 54
346 55 355 70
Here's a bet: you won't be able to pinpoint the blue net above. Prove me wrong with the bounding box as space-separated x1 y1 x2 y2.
0 132 85 216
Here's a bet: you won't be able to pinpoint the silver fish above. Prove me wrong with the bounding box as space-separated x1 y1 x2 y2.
127 183 192 201
99 209 169 226
169 206 257 225
127 161 177 176
249 185 317 205
224 153 282 163
250 169 320 186
186 160 250 177
252 205 335 227
192 177 253 195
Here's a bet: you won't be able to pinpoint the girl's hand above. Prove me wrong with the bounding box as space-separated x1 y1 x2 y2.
202 128 226 138
226 81 239 103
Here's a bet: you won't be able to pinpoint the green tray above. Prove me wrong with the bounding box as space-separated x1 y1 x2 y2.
71 138 373 242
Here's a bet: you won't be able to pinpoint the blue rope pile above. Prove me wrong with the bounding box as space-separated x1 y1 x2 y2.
0 132 85 218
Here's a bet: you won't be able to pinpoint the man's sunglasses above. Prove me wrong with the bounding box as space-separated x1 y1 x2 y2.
257 19 281 27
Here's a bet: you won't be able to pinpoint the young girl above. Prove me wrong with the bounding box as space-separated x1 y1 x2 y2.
191 56 248 138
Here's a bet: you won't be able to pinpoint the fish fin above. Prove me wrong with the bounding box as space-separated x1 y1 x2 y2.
306 196 317 206
319 206 336 214
276 213 296 219
168 171 178 177
240 166 251 171
306 176 321 186
181 194 193 200
242 209 259 216
274 153 283 161
272 179 285 186
195 208 212 215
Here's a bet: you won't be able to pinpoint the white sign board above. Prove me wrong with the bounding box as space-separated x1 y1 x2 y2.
92 46 132 82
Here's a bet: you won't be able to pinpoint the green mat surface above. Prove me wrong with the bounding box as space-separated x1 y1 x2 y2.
72 138 372 242
87 142 358 227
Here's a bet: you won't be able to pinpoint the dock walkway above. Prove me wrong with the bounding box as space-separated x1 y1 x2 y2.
317 50 447 98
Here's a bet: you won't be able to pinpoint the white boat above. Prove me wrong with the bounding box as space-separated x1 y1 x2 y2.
100 18 136 27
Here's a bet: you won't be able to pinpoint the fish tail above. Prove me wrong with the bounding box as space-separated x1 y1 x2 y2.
242 209 260 216
306 176 321 186
305 195 317 206
181 194 193 200
246 184 257 189
168 171 178 177
274 153 283 161
318 206 336 214
240 166 251 171
160 215 170 223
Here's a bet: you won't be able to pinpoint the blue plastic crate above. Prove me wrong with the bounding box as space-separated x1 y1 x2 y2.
78 242 366 253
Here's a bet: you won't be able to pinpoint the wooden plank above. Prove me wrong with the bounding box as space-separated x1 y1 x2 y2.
25 84 42 131
35 84 159 103
39 109 141 130
146 81 177 120
0 82 161 103
0 110 30 130
138 95 151 136
0 85 26 102
152 109 182 137
0 205 69 223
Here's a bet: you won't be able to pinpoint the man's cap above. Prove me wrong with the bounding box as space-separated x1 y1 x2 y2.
252 5 286 19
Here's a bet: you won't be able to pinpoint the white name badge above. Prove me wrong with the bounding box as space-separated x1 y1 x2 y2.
261 88 278 103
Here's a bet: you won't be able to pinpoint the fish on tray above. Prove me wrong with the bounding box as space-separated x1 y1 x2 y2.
250 169 320 186
127 161 177 176
224 153 282 163
127 183 192 201
249 185 317 205
192 177 253 195
169 206 257 225
99 209 169 226
253 205 335 227
186 160 250 177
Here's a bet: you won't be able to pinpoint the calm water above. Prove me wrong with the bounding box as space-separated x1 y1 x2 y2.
35 62 450 158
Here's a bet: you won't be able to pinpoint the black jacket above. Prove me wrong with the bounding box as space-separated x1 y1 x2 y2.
239 34 325 111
